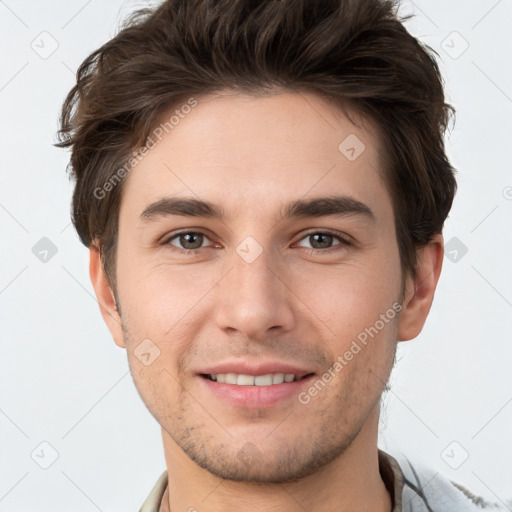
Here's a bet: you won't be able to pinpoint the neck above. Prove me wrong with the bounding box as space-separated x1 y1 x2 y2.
161 403 391 512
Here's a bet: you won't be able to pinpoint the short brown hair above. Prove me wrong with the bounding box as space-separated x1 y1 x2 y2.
55 0 456 293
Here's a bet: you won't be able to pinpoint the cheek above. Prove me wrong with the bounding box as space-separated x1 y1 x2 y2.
126 352 184 426
120 295 196 422
293 255 402 337
116 260 210 378
116 247 192 335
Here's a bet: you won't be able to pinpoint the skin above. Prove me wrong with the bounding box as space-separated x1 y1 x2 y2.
90 90 443 512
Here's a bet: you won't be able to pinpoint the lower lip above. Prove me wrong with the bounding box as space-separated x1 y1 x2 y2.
198 374 315 409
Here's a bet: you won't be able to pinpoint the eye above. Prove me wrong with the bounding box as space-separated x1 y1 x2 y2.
161 229 352 256
164 231 212 253
295 231 351 253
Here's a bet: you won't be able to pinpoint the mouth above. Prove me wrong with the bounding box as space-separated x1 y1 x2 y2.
197 372 316 408
200 372 313 385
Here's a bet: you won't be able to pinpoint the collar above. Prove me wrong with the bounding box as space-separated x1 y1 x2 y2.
140 449 405 512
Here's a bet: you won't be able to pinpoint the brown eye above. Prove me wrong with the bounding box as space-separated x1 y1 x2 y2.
295 230 351 253
166 232 210 252
308 233 335 249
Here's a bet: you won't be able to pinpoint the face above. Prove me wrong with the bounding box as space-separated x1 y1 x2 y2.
101 90 408 483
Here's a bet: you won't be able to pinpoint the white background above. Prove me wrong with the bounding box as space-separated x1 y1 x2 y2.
1 0 511 510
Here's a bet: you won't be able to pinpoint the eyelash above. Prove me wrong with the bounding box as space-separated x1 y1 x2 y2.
161 229 352 256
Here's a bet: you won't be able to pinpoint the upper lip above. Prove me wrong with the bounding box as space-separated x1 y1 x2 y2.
198 360 315 379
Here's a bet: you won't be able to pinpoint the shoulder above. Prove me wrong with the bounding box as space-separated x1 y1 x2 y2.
385 450 511 511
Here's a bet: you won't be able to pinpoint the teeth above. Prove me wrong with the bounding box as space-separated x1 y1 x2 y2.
237 374 255 386
226 373 237 384
208 373 300 386
271 373 285 384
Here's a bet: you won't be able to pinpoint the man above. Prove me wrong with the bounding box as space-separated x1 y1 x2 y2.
55 0 510 510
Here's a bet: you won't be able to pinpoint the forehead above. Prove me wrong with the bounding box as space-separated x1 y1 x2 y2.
120 90 390 222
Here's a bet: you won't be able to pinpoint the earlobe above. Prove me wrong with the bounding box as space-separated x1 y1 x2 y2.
89 244 126 348
397 234 444 342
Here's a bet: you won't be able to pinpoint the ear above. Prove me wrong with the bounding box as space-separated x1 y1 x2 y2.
397 234 444 342
89 244 126 348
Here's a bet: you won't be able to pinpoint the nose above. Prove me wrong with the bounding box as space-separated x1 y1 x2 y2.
213 244 296 340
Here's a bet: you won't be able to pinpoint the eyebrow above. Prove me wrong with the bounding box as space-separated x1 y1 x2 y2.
140 195 376 223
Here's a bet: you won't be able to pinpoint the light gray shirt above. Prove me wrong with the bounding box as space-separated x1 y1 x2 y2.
139 449 512 511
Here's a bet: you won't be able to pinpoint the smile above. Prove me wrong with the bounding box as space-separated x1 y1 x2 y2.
198 372 316 408
205 373 307 385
